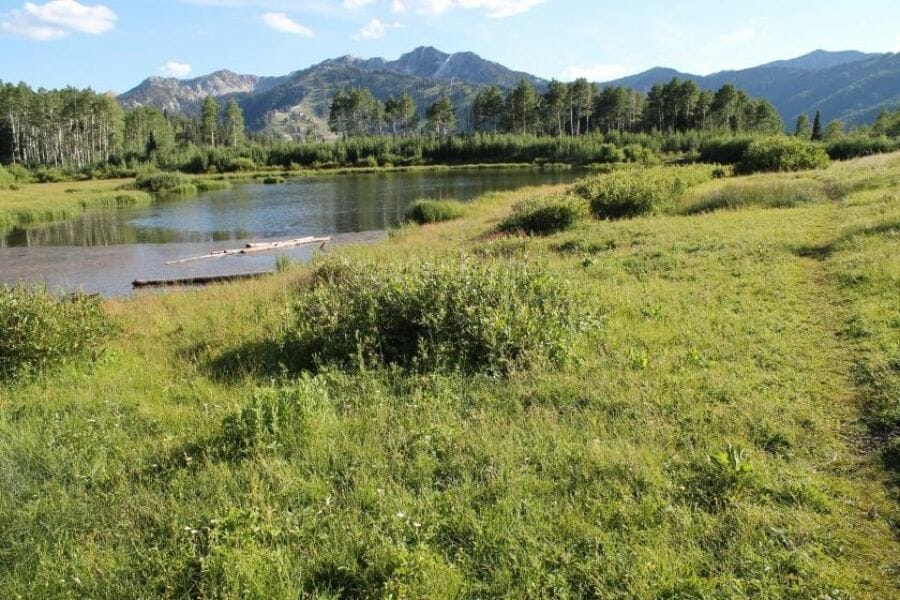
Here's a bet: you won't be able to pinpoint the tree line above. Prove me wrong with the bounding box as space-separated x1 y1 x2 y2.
0 82 248 168
329 78 786 139
2 78 897 172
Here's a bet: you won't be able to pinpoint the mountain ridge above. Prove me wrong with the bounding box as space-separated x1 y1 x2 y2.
118 47 899 136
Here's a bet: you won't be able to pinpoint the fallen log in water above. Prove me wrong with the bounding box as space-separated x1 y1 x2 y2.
166 236 331 265
133 272 270 289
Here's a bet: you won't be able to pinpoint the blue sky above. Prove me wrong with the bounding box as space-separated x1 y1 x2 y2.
1 0 898 92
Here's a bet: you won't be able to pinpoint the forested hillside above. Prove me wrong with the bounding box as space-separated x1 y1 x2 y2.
118 47 900 138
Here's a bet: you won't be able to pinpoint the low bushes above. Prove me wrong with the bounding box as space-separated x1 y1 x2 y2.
0 166 16 189
135 171 196 195
680 179 828 214
262 176 286 185
499 194 587 235
404 199 466 225
0 286 112 381
288 256 582 375
827 135 899 161
699 136 755 165
736 137 830 174
573 165 716 219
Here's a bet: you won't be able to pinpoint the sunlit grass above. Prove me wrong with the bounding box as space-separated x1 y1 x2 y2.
0 155 898 597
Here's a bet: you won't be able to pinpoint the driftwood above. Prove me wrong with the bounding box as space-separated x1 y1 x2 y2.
133 272 270 288
166 236 331 265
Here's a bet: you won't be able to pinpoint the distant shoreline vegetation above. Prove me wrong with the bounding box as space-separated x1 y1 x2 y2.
1 79 898 182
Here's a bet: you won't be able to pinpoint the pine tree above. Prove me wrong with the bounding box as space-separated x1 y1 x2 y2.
201 95 220 147
794 114 811 139
426 97 456 137
224 99 245 147
811 110 823 141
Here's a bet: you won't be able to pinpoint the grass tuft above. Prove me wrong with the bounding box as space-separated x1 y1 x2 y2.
404 199 466 225
498 194 588 235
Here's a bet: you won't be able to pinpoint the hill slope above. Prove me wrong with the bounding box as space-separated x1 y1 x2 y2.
606 50 900 124
118 48 900 136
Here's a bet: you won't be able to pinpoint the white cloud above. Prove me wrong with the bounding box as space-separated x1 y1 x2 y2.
159 61 193 78
894 35 900 53
391 0 546 18
343 0 375 8
260 11 314 36
1 0 116 41
353 17 403 40
562 64 629 82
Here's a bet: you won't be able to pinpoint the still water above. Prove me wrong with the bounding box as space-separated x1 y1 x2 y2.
0 168 579 295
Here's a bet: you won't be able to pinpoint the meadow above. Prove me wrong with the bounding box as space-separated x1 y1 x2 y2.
0 154 898 598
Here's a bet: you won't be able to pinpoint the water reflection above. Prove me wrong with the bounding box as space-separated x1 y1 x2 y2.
2 169 580 248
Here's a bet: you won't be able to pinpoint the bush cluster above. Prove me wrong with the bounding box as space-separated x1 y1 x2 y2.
826 135 899 161
404 199 466 225
699 136 755 165
498 194 588 235
135 171 196 195
736 137 830 174
573 165 716 219
288 256 581 375
0 286 112 381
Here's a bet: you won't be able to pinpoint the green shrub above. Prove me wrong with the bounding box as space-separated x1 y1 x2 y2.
0 286 112 381
736 137 830 174
0 166 15 189
498 194 588 235
262 176 286 185
223 157 257 172
574 165 715 219
196 179 232 192
681 179 828 214
135 171 195 195
827 135 899 161
699 136 755 164
288 256 582 375
32 167 66 183
404 199 466 225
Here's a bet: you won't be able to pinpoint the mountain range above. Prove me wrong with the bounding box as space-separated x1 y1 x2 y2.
118 47 899 137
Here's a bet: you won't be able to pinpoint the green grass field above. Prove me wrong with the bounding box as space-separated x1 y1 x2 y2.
0 155 898 598
0 179 152 235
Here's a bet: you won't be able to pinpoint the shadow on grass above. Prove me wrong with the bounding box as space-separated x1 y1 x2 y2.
204 338 316 384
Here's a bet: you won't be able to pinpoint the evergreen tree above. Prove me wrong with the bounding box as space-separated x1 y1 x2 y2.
824 119 845 142
472 86 504 133
543 80 568 136
201 95 221 147
224 99 245 147
426 97 456 137
811 110 823 141
505 79 541 135
328 90 350 138
794 114 812 139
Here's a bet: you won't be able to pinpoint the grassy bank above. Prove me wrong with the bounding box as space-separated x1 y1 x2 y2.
0 179 151 234
0 155 898 597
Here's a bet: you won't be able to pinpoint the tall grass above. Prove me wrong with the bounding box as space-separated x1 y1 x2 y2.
404 199 466 225
0 180 152 233
680 179 828 214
